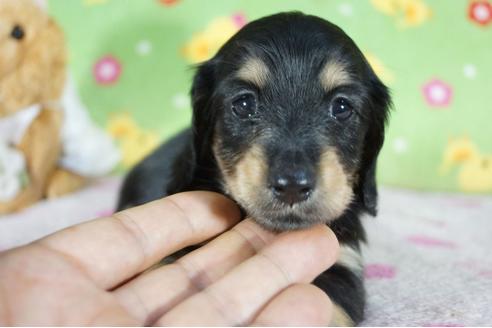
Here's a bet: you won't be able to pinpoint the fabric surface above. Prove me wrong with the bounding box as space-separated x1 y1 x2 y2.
46 0 492 193
0 177 491 326
362 188 492 326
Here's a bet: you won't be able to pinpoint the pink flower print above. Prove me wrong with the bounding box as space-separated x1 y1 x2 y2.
449 199 483 209
364 264 396 279
232 12 247 28
407 235 457 248
422 79 453 107
158 0 179 6
478 270 492 278
93 55 122 85
468 1 492 26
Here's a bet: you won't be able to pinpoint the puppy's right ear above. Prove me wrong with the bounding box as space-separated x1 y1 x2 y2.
190 58 218 162
166 59 219 195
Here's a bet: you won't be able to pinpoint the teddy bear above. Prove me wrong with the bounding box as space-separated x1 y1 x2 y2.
0 0 120 214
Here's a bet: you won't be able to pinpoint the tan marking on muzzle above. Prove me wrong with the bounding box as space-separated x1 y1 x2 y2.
319 60 351 91
319 149 354 218
230 145 267 205
214 141 267 205
215 145 267 204
236 57 270 88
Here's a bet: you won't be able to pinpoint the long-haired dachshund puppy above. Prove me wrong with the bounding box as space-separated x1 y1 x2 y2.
117 12 391 326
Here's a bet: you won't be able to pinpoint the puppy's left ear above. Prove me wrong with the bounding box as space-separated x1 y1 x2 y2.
357 75 391 216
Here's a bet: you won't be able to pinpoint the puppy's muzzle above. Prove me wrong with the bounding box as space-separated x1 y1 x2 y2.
268 149 316 206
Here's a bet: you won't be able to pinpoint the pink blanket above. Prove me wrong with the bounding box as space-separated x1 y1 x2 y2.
1 177 491 326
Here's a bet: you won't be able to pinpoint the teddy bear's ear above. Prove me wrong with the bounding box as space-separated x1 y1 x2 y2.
24 18 67 104
38 19 67 102
0 16 66 113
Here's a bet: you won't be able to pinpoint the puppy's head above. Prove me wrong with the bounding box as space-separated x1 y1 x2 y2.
191 12 391 232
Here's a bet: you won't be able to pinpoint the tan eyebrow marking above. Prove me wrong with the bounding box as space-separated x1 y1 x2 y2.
236 57 270 88
319 60 352 91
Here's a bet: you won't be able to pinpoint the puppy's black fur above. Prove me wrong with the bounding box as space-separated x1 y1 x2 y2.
118 12 390 325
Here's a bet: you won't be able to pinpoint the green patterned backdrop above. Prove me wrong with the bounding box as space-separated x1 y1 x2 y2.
48 0 492 193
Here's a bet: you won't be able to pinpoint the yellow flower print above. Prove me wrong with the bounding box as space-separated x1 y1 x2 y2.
440 136 492 193
120 131 159 168
371 0 400 15
459 155 492 193
371 0 432 27
440 136 478 174
107 113 140 139
182 16 242 63
401 0 432 27
182 34 214 64
83 0 109 6
106 113 159 168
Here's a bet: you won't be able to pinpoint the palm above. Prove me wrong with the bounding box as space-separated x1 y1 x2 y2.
0 192 338 326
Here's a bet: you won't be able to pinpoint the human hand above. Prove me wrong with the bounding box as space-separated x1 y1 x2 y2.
0 191 339 326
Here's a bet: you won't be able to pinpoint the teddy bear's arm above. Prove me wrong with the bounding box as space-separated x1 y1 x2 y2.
0 108 62 214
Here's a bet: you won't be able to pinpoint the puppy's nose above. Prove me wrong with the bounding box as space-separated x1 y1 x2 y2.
270 172 314 205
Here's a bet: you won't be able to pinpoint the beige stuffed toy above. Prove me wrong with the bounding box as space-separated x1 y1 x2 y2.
0 0 119 214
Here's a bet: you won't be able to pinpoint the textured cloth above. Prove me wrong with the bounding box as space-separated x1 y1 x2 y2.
0 177 121 250
0 178 491 326
362 189 492 326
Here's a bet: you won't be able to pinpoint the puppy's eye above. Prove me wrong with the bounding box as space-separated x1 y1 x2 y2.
10 25 25 40
232 94 257 119
331 97 353 121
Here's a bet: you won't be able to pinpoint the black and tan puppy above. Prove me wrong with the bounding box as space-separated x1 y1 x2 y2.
118 12 391 326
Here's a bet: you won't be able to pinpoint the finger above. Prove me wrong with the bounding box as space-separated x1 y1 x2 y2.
33 191 241 289
252 284 333 326
156 225 339 326
114 218 276 325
